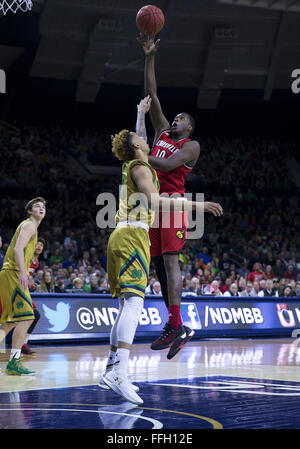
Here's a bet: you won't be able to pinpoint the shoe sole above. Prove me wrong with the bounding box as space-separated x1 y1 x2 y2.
99 377 140 393
167 330 195 360
150 332 185 351
99 382 140 393
98 382 111 390
5 370 36 376
103 376 143 405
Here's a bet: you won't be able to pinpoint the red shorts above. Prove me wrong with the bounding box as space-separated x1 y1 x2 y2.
149 211 188 257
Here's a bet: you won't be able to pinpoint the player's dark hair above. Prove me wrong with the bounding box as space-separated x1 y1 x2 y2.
37 237 46 247
182 112 195 136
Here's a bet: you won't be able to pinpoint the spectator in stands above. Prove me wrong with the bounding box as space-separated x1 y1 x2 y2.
219 277 232 295
184 277 202 296
83 274 100 293
34 269 44 286
197 247 211 265
272 279 280 296
237 263 250 280
218 252 230 274
294 282 300 297
237 277 246 293
258 279 278 297
209 279 223 296
152 281 162 296
282 264 297 281
273 259 284 279
263 265 274 280
240 281 253 297
55 276 67 293
72 277 84 293
62 254 78 270
282 286 293 297
289 280 296 293
38 270 55 293
65 273 77 289
223 283 239 297
248 263 263 283
99 278 110 294
259 280 266 291
250 280 260 297
49 248 64 264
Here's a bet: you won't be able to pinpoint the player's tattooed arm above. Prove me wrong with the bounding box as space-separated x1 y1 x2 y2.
136 95 152 142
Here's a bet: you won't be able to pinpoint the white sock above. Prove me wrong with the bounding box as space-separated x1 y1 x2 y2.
10 349 21 361
24 335 30 344
114 347 130 377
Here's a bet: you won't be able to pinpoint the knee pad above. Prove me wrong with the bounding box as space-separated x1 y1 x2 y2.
117 295 144 345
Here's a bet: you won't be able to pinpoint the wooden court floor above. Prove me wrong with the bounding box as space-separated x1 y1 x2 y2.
0 338 300 429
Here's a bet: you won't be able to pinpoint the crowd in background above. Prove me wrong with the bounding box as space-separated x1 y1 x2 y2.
0 122 300 298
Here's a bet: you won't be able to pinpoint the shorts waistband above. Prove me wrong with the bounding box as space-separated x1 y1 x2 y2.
116 221 149 232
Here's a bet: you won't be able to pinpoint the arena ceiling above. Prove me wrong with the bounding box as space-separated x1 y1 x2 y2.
1 0 300 107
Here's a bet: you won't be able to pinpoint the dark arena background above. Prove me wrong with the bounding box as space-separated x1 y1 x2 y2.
0 0 300 436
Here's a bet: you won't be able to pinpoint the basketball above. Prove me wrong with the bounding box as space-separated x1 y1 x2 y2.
136 5 165 36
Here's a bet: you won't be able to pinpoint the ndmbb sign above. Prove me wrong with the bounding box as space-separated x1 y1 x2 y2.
29 293 300 342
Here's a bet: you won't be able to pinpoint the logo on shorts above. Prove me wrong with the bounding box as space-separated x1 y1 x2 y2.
16 301 24 310
131 269 142 280
176 229 184 240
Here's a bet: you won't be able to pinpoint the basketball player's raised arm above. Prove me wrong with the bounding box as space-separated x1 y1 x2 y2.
14 221 36 291
136 95 152 142
137 35 170 138
131 164 222 216
148 140 200 172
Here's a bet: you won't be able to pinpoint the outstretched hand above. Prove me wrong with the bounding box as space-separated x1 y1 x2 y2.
137 95 152 113
203 202 223 217
136 33 160 56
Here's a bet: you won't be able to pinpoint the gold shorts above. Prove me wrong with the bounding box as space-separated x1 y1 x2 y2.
0 269 34 323
107 226 150 299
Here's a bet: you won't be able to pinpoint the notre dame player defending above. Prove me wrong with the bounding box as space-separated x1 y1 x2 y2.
0 197 46 375
99 118 222 404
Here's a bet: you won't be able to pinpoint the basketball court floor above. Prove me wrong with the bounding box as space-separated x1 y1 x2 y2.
0 338 300 429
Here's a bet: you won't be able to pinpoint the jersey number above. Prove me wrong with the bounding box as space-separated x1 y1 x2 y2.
156 149 166 158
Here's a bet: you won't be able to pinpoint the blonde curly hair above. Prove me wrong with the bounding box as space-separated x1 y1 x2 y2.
111 129 135 161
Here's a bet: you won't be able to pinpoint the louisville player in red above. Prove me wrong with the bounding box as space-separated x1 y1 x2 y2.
21 237 45 355
138 35 201 359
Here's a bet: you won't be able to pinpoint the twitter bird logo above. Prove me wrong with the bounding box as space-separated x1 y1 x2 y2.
42 302 71 332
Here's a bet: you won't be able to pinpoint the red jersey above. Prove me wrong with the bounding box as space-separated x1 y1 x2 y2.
29 259 39 275
151 130 192 195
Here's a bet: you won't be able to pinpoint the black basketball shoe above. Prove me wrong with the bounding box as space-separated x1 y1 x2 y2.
151 322 187 351
167 325 195 360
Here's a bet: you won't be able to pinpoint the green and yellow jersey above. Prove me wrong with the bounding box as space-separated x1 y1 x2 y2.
2 218 37 275
115 159 159 228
